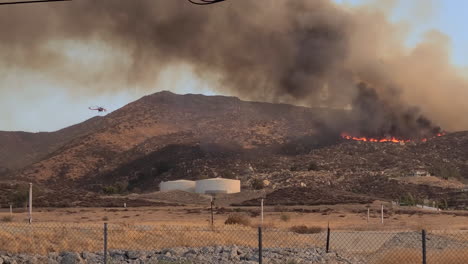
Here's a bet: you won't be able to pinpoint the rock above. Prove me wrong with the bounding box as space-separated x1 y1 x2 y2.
126 251 144 259
214 246 223 254
2 258 16 264
59 252 82 264
108 250 125 258
157 255 177 262
0 245 361 264
161 249 175 257
230 246 240 260
81 252 101 263
183 248 197 259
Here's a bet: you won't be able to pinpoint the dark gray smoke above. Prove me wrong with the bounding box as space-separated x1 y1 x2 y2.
0 0 465 135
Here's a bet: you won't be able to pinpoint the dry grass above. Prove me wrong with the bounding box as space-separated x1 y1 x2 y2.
0 223 326 255
0 222 466 264
1 216 13 223
2 204 468 231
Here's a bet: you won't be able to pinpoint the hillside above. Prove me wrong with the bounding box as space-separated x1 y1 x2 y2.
0 116 106 174
1 91 467 208
12 91 342 183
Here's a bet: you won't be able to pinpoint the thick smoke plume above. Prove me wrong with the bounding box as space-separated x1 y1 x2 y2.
0 0 467 135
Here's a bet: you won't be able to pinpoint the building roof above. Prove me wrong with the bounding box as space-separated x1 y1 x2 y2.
196 178 240 182
161 179 196 183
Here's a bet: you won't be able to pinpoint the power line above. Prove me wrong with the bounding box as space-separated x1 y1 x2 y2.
0 0 71 5
188 0 228 5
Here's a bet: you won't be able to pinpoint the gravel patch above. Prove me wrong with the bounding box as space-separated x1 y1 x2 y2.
0 246 361 264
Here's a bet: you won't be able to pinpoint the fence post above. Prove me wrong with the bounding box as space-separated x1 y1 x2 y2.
104 223 108 264
258 226 262 264
326 225 331 253
210 197 214 228
381 204 384 225
28 183 32 224
422 229 426 264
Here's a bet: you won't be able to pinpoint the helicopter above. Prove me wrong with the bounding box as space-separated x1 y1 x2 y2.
88 106 107 113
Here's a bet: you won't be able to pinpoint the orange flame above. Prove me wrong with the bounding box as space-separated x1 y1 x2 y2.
341 132 445 143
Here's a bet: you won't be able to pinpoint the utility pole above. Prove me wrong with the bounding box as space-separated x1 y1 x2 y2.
367 208 370 224
381 204 384 225
260 199 264 227
28 183 32 224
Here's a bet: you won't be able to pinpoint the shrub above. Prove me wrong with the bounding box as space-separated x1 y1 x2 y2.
249 211 260 217
102 182 127 195
102 186 119 195
289 225 323 234
429 163 462 180
280 214 291 222
7 183 40 207
290 165 300 172
437 199 449 210
308 161 319 171
102 216 109 221
156 161 172 174
224 214 251 226
251 179 265 190
222 170 236 179
1 216 13 222
400 193 417 206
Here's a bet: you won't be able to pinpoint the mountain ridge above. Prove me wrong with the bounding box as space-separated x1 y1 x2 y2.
1 91 467 208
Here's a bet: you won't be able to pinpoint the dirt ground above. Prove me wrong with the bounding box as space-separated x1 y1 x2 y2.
1 201 467 231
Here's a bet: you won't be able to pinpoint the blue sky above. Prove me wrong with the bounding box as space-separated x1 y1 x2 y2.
1 0 468 132
335 0 468 66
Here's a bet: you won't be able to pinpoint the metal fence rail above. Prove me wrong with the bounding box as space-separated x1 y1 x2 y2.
0 223 466 263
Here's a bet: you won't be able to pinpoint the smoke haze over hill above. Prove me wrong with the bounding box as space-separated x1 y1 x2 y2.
0 0 467 133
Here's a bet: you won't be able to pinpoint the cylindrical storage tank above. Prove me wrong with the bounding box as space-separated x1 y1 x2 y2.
195 178 241 194
160 180 196 192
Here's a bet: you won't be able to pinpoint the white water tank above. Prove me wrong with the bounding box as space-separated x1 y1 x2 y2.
159 180 196 192
195 178 241 194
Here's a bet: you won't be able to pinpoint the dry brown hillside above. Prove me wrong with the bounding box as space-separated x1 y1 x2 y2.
1 91 467 209
0 116 105 173
15 91 341 183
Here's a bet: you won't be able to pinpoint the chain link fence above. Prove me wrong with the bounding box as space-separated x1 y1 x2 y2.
0 223 466 263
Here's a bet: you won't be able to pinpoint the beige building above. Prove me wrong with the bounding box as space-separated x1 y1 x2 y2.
159 180 196 192
195 178 241 194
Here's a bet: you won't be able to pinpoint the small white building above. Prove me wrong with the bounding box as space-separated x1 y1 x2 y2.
159 180 196 192
195 178 241 194
413 170 430 177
